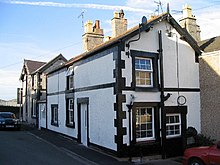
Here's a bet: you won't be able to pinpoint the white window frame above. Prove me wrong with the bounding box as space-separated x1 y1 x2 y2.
135 57 153 87
68 75 74 90
166 113 181 138
136 107 155 141
68 99 74 125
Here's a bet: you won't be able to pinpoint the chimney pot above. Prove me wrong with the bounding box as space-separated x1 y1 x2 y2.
111 10 127 38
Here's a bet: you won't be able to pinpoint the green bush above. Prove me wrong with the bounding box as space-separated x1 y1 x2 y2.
194 134 215 146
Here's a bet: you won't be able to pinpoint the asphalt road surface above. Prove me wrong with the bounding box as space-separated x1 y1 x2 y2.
0 130 95 165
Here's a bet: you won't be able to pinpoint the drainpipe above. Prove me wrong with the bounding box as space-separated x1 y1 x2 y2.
158 30 166 159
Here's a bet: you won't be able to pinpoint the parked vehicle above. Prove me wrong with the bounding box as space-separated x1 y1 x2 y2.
183 141 220 165
0 112 21 130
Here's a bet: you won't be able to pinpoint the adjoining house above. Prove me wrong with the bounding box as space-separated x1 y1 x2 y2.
46 8 201 158
31 54 67 129
20 59 46 124
19 54 67 126
198 36 220 141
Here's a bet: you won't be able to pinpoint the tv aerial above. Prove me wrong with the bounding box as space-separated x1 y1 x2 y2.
78 10 86 28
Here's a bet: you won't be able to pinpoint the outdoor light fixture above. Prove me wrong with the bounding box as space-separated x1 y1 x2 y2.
126 94 135 162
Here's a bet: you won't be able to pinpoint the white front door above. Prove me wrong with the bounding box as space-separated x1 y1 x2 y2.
81 103 88 146
39 103 46 128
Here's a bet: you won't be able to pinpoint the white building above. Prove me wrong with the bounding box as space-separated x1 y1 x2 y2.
46 11 201 158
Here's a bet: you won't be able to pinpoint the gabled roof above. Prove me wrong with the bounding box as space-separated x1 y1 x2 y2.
65 13 201 67
25 59 46 74
32 54 67 74
198 36 220 53
20 59 46 80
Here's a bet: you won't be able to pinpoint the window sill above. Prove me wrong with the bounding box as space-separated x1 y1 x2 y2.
51 122 59 127
135 140 158 146
66 123 75 128
135 87 159 92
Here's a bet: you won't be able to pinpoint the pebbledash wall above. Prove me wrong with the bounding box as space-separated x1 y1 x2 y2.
46 14 201 157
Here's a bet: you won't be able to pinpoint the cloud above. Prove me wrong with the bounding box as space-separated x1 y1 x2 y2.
4 0 152 14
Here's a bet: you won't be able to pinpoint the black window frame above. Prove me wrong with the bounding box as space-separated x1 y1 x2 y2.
66 98 75 128
51 104 58 127
131 50 159 92
66 75 74 91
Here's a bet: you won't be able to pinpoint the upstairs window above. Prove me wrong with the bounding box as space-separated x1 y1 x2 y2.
68 75 74 90
66 66 74 90
135 58 153 87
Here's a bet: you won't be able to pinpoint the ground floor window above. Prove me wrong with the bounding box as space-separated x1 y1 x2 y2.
136 107 155 141
166 113 181 138
32 99 36 118
51 104 58 126
66 99 74 127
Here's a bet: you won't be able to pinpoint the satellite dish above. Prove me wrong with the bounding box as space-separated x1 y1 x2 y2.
142 16 147 24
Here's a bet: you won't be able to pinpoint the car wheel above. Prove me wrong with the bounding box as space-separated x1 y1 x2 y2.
188 158 204 165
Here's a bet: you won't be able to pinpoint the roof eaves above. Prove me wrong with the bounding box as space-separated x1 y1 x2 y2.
66 13 169 67
32 54 67 74
168 15 201 55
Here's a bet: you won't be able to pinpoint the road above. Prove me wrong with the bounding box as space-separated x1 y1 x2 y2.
0 130 94 165
0 129 182 165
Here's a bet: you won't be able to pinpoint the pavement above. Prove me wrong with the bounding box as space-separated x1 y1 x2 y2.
23 125 182 165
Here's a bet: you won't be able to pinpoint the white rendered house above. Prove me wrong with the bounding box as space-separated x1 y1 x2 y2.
46 12 201 158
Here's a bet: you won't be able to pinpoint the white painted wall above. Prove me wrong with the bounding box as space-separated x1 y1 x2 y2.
47 69 77 138
74 52 117 151
121 21 201 144
75 88 117 151
74 53 115 88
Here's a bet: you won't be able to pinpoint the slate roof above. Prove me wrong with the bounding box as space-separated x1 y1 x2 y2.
32 54 67 74
65 13 201 67
24 59 46 74
198 36 220 53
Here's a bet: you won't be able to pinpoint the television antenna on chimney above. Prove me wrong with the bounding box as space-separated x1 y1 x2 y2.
154 0 163 15
78 10 86 28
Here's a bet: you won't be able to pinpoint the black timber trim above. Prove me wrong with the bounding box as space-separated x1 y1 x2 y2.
113 43 127 156
74 83 115 93
130 50 159 92
164 88 200 92
77 97 89 104
132 102 160 145
47 91 65 96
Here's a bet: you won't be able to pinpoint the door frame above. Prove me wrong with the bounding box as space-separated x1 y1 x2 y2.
77 97 89 145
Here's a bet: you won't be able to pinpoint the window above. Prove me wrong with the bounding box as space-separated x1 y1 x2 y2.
66 66 74 90
68 75 74 90
51 104 58 126
135 58 153 87
32 99 36 118
166 114 181 138
66 99 74 127
136 107 155 141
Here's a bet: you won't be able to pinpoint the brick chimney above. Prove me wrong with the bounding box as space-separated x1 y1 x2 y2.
82 20 104 52
179 4 201 42
111 9 127 38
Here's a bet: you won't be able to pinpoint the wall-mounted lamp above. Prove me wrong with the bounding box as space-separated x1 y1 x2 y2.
126 94 135 162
